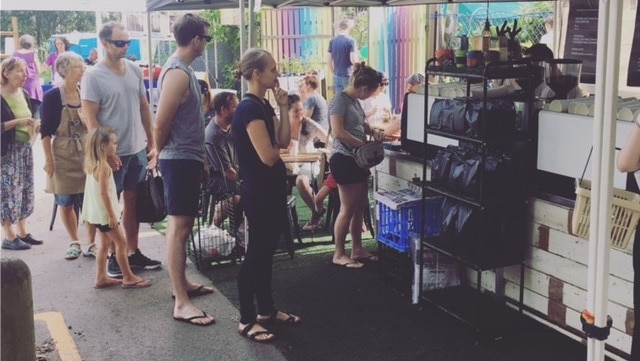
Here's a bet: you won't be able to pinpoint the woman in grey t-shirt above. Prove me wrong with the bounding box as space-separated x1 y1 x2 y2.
328 62 383 269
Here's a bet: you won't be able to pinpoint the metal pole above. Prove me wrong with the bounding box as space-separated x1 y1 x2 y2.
240 0 247 95
146 12 155 114
587 0 623 360
1 257 35 361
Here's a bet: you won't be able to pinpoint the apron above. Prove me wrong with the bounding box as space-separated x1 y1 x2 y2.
45 86 87 195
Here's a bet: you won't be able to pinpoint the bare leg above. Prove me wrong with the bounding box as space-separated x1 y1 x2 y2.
167 215 215 325
121 190 139 254
2 219 16 240
314 186 331 213
58 205 80 241
94 231 121 288
296 175 316 214
332 182 365 268
108 225 148 286
16 218 28 238
350 181 374 259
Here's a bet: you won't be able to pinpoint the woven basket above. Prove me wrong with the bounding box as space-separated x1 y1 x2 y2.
572 179 640 251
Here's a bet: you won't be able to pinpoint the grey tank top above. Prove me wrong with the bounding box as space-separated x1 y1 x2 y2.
157 55 205 162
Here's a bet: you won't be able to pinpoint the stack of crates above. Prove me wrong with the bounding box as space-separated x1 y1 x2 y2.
376 192 443 298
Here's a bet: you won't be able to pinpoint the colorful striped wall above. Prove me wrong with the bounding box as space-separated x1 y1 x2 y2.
261 8 333 75
368 6 429 113
260 6 429 110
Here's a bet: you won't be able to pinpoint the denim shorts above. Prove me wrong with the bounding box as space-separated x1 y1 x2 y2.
329 153 370 185
54 193 83 207
159 159 203 217
113 149 147 195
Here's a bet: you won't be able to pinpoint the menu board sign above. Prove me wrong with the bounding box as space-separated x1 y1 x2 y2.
628 3 640 87
564 0 598 84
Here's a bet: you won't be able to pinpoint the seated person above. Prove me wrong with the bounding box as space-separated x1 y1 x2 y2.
198 79 215 127
287 94 329 231
405 72 425 94
204 91 240 227
301 74 329 131
360 73 392 126
380 73 426 142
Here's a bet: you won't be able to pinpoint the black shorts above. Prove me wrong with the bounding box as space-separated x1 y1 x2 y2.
329 152 370 185
159 159 203 217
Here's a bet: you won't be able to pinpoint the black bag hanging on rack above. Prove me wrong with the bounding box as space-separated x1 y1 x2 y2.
466 99 517 138
136 169 167 223
430 98 467 134
431 145 456 185
440 198 459 242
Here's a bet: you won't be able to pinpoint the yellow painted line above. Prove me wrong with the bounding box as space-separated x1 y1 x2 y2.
34 312 81 361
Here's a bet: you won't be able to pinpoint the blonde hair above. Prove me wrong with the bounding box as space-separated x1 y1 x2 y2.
85 126 115 179
233 48 273 81
1 57 26 86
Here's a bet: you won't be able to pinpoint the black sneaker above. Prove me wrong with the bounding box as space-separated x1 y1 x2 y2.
2 238 31 250
107 254 123 278
19 233 43 245
128 249 161 270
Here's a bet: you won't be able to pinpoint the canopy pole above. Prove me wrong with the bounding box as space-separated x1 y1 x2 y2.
146 12 155 116
240 0 246 95
586 0 623 360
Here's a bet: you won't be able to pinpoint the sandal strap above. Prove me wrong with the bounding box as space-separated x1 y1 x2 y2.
68 241 82 247
240 322 257 337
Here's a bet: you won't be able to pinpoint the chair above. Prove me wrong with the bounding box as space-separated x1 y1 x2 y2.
282 195 301 259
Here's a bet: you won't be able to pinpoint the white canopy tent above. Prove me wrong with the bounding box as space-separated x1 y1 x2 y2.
1 1 631 359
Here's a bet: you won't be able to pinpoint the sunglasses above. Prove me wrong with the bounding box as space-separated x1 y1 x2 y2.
106 39 131 48
382 82 389 86
199 35 213 43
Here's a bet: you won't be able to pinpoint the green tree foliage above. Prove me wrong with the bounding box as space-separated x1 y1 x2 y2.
517 2 554 48
1 11 96 59
202 10 241 90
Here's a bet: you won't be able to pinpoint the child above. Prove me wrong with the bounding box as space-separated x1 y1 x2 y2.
82 126 152 289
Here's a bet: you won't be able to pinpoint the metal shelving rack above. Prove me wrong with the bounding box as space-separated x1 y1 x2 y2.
419 58 535 340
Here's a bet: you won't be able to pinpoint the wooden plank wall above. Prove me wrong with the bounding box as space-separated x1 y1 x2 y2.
261 8 332 78
375 154 634 359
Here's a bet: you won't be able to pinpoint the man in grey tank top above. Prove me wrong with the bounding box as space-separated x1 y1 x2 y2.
154 13 215 326
81 22 161 278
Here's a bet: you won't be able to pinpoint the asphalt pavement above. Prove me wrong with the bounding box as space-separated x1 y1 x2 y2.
2 140 288 361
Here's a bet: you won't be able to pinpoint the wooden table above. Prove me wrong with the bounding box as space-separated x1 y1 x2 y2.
280 152 323 163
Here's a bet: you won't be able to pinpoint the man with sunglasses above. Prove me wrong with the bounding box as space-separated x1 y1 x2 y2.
81 22 161 278
154 13 216 326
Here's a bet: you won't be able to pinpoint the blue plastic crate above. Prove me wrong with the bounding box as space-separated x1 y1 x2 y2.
377 196 443 253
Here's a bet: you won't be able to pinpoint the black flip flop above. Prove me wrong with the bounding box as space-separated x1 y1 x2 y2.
239 322 276 343
173 311 215 327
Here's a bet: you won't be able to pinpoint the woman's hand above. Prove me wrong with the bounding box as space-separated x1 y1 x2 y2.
272 80 289 107
43 159 54 177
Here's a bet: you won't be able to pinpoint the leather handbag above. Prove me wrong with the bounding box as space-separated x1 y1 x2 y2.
354 141 385 169
136 168 167 223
